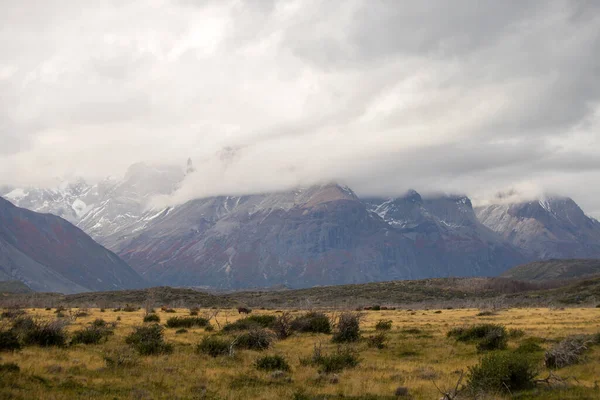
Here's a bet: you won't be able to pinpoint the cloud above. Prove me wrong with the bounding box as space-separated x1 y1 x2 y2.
1 0 600 216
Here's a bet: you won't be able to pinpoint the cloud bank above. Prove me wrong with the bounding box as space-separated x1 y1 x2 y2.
1 1 600 216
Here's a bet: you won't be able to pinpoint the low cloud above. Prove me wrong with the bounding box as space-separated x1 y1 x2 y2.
1 1 600 216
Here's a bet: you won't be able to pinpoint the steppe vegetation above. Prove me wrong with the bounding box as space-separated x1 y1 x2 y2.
0 305 599 399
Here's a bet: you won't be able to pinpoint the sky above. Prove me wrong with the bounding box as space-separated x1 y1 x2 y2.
1 0 600 216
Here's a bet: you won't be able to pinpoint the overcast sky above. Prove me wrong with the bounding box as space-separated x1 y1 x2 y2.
1 1 600 216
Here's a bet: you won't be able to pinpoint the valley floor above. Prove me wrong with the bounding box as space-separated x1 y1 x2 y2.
1 307 600 399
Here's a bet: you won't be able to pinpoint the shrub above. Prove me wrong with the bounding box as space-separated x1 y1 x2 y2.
143 314 160 323
164 308 176 313
371 305 381 311
332 312 361 343
314 347 360 373
103 347 140 368
255 355 290 371
125 324 173 355
175 328 188 334
21 319 68 347
508 328 525 338
0 362 20 373
72 309 89 318
122 305 138 312
545 335 592 369
375 320 392 331
204 324 214 332
235 328 273 351
476 327 508 352
197 336 230 357
514 340 544 354
290 312 331 334
467 352 537 395
476 310 497 317
447 324 506 342
91 318 109 328
189 307 200 316
45 307 52 311
272 312 293 339
0 330 21 352
367 332 387 349
245 315 277 327
1 309 26 319
71 324 113 345
165 317 209 329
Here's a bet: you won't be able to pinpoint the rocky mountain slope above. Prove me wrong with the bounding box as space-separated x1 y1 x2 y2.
0 196 145 293
475 197 600 259
5 161 600 290
111 185 526 289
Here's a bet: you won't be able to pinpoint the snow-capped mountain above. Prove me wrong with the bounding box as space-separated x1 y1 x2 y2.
6 162 186 244
475 196 600 259
6 162 600 290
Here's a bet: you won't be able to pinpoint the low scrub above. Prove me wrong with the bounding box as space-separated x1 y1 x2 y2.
272 312 293 339
143 314 160 323
197 336 230 357
125 324 173 355
255 355 290 372
1 309 26 319
0 330 21 352
223 315 276 332
545 335 592 369
103 346 140 368
467 351 537 395
165 316 209 329
309 346 360 374
290 312 331 334
448 323 508 351
71 324 114 345
367 332 387 349
15 318 68 347
332 312 361 343
375 320 392 331
235 328 273 351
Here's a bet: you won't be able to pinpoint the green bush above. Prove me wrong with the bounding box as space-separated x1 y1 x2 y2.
0 330 21 352
235 328 273 351
71 324 113 345
314 347 360 373
103 347 140 368
467 352 537 395
125 324 173 355
0 362 20 373
367 332 387 349
255 355 290 371
143 314 160 323
290 312 331 334
189 307 200 316
197 336 230 357
375 320 392 331
1 309 26 319
20 320 68 347
514 338 545 354
447 324 506 342
223 315 276 332
332 312 361 343
165 317 209 329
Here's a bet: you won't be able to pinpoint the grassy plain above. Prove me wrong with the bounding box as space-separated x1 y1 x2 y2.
1 306 600 399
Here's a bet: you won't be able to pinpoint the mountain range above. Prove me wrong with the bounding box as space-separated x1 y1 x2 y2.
0 196 144 293
2 161 600 292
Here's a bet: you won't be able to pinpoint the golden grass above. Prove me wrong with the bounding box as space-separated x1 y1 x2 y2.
1 307 599 399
